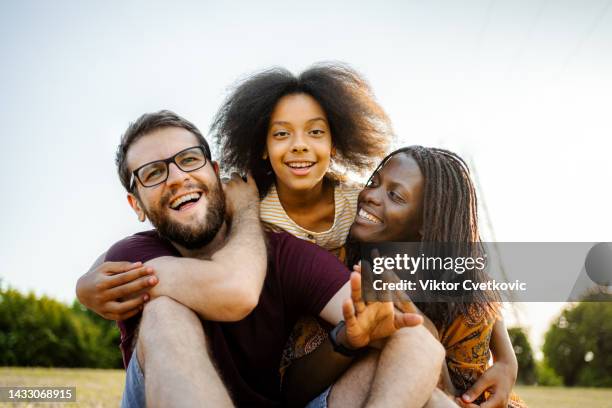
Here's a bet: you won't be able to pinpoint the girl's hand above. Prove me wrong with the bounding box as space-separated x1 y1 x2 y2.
342 264 423 349
222 172 259 218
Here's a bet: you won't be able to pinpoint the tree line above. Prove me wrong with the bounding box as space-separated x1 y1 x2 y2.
0 285 122 368
1 284 611 386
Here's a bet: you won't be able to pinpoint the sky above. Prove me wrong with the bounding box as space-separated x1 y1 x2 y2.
1 0 610 353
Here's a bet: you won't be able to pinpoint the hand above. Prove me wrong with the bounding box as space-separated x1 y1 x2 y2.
222 172 259 219
457 360 517 407
361 251 439 339
341 264 423 349
382 268 440 339
76 261 158 321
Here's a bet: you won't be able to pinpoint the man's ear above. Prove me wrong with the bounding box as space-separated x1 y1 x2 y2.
212 161 220 176
127 193 146 222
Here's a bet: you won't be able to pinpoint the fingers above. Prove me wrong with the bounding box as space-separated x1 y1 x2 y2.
102 261 142 275
454 398 478 408
479 394 505 408
221 172 243 187
343 298 371 349
102 295 148 320
389 282 413 304
105 265 154 288
350 272 366 314
226 172 246 187
395 312 423 328
353 264 361 274
106 273 158 299
106 296 148 321
116 306 143 321
462 372 493 403
342 298 357 326
393 297 418 314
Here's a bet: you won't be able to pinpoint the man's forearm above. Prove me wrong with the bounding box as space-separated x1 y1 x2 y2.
150 207 267 321
211 204 266 284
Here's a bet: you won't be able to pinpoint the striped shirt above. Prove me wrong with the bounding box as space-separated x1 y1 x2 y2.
260 181 361 257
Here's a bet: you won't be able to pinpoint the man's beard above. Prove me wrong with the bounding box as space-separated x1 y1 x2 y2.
144 179 226 250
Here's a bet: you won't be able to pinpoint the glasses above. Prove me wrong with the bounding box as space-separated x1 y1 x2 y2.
130 145 209 189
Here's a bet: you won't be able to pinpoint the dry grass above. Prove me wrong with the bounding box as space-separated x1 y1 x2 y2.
515 385 612 408
1 368 612 407
0 367 125 407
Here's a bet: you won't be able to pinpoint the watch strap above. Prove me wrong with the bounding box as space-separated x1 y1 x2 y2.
329 320 364 357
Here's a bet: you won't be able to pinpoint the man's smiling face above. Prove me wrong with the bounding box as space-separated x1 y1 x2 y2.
126 126 225 249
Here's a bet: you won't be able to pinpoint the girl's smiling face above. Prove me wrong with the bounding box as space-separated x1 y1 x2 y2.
350 153 425 242
265 93 333 193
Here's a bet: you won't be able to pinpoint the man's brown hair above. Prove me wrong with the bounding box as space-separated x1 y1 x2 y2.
116 110 212 192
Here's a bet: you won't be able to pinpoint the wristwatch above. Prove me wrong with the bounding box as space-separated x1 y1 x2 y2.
329 320 364 357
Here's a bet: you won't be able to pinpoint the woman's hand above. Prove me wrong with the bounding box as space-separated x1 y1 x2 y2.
342 264 423 349
456 318 518 407
456 359 517 407
369 260 440 340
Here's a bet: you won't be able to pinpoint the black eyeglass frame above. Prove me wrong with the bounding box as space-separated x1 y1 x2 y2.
130 145 209 190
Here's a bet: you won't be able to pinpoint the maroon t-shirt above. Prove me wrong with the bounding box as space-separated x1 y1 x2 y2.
105 230 349 406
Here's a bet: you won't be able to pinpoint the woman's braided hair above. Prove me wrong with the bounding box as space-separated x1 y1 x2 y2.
360 146 499 329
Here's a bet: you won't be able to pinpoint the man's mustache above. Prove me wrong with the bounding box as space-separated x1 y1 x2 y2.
159 182 212 208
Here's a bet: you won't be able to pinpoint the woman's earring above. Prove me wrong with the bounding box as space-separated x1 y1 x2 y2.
262 152 268 160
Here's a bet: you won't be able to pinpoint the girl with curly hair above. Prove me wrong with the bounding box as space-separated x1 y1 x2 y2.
212 62 393 259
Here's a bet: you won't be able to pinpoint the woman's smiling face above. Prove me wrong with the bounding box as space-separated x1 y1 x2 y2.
265 93 333 193
350 153 425 243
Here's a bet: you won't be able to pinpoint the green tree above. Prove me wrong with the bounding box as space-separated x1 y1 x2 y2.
542 301 612 387
535 360 562 386
507 327 536 385
0 285 122 368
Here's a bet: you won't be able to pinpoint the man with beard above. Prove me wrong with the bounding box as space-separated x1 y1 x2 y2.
77 110 446 407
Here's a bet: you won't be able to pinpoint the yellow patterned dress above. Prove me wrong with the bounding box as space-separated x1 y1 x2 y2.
441 312 526 407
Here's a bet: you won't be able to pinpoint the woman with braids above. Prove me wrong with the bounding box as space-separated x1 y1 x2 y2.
348 146 525 407
287 146 524 407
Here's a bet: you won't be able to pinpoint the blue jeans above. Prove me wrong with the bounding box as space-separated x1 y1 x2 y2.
120 348 331 408
305 386 332 408
121 351 145 408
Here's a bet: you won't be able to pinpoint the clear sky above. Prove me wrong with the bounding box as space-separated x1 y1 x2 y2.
1 0 610 353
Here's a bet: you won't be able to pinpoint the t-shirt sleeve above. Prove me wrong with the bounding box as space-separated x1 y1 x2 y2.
105 231 177 263
274 233 350 316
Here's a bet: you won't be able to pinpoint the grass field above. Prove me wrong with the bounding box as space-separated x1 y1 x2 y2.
0 368 125 407
514 385 612 408
1 368 611 407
